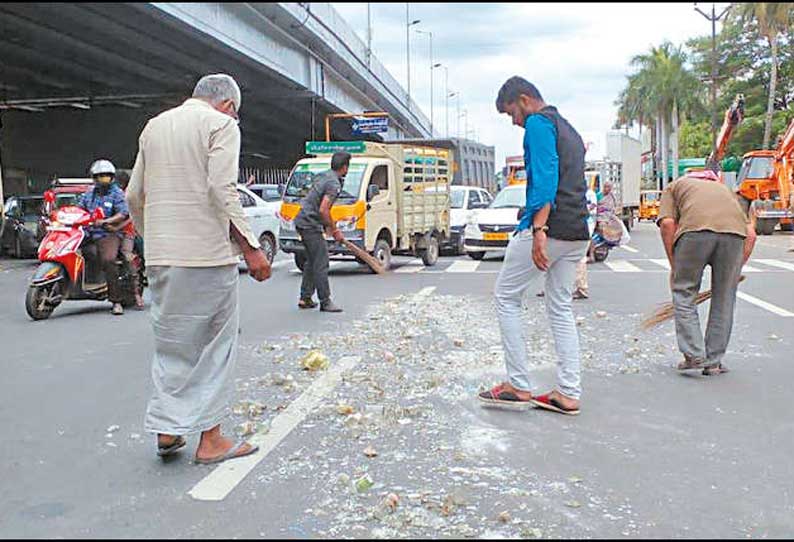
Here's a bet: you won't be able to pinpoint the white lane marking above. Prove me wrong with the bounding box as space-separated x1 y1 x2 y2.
188 355 362 501
394 259 424 274
604 259 642 272
650 259 671 270
736 292 794 317
756 259 794 272
447 260 481 273
416 286 437 298
620 245 639 253
741 264 763 273
269 260 290 270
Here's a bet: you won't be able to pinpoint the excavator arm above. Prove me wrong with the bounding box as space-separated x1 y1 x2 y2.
706 94 745 172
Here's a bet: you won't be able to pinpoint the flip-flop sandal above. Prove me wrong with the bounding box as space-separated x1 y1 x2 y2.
677 358 707 371
194 440 260 465
478 383 533 411
298 299 318 309
702 364 730 376
157 435 186 457
530 393 580 416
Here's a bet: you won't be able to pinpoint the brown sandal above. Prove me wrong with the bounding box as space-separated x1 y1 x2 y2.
677 356 707 371
702 364 730 376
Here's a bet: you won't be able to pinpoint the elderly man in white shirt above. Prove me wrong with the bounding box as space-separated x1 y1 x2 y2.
127 74 271 464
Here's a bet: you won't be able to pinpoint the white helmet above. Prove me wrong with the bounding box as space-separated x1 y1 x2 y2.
89 159 116 177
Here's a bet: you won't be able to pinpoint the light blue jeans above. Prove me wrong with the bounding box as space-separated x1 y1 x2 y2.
495 230 589 399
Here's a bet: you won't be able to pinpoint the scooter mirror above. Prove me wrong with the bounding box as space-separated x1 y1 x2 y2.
43 190 56 204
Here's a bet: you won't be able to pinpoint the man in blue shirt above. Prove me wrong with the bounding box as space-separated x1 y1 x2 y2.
79 159 130 315
478 77 590 416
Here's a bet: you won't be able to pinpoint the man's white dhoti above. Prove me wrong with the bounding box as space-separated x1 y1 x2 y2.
144 264 239 435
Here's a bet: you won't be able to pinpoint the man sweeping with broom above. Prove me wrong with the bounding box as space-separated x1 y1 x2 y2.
656 169 756 376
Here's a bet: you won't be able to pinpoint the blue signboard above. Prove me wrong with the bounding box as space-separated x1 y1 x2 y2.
351 116 389 135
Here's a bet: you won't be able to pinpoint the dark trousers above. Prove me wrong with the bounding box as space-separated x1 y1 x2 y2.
672 231 744 366
298 228 331 305
84 235 122 303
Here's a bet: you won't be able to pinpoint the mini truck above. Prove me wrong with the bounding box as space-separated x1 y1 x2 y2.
278 141 451 271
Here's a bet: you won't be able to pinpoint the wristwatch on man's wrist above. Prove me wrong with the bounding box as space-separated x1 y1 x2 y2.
532 224 549 234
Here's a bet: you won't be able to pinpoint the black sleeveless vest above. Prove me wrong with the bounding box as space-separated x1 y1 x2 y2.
536 106 590 241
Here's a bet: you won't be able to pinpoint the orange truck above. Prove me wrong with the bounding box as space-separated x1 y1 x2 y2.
736 117 794 235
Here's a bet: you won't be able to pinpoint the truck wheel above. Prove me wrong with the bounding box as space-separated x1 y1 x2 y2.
455 235 466 256
294 253 307 272
467 251 485 260
756 218 777 236
373 239 392 271
420 235 439 266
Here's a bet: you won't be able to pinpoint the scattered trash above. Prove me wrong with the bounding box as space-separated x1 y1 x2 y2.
383 351 396 363
236 421 258 437
768 334 780 341
336 403 356 416
106 425 120 433
106 442 117 448
301 350 330 371
565 500 582 508
453 338 465 348
129 433 141 441
595 311 607 319
497 511 512 523
355 474 374 493
363 445 379 458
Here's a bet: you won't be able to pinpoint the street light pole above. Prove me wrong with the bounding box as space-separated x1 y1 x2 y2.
405 5 420 108
694 2 730 158
455 94 461 138
366 3 372 68
416 29 438 137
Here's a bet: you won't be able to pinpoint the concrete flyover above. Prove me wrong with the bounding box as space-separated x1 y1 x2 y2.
0 2 431 194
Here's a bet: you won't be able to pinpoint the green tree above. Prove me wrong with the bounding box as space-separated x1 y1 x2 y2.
616 42 704 186
678 120 713 158
731 3 794 148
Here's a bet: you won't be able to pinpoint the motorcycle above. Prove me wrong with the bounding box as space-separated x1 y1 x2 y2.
25 193 145 320
590 229 621 262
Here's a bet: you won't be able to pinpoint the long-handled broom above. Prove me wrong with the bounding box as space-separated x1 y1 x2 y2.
640 275 746 330
341 239 387 275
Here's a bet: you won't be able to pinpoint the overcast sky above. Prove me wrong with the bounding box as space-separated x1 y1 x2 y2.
331 2 725 170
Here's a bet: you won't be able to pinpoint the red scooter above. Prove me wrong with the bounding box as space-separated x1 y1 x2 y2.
25 191 144 320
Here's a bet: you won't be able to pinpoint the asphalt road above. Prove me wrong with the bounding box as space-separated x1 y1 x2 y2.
1 223 793 538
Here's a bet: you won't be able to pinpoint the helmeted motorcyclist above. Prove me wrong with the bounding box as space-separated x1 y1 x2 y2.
78 159 130 315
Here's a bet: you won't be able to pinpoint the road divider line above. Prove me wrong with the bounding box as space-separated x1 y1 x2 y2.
416 286 437 299
447 260 480 273
756 259 794 272
604 260 642 272
737 292 794 317
650 259 671 270
394 259 424 273
741 265 763 273
620 245 639 253
188 354 363 501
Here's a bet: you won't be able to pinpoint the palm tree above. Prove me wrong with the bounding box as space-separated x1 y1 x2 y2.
618 42 703 187
733 3 794 149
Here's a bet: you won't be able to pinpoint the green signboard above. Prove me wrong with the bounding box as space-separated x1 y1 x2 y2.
305 141 366 154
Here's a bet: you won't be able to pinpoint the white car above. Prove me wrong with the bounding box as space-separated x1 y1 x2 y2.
425 185 494 255
236 185 280 263
463 184 525 260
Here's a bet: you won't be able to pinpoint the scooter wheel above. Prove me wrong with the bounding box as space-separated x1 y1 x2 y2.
593 246 609 263
25 284 59 320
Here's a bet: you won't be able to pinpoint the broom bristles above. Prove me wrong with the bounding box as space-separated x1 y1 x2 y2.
342 239 386 274
640 275 746 330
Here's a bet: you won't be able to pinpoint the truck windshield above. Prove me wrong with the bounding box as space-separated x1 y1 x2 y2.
490 187 525 208
738 156 774 183
283 162 367 203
